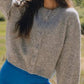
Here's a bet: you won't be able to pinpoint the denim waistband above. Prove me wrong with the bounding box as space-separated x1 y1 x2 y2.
0 59 50 84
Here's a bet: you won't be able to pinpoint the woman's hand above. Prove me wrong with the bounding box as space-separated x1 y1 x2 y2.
12 0 32 7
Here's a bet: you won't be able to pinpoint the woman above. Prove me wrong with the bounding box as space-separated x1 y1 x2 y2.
0 0 81 84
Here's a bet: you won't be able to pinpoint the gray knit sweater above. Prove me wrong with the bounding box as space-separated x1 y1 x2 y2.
0 0 81 84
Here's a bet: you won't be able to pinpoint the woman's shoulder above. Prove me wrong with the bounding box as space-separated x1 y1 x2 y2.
56 7 80 22
65 7 78 15
53 7 79 19
63 7 79 19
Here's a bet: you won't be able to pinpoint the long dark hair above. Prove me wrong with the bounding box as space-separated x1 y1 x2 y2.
13 0 73 39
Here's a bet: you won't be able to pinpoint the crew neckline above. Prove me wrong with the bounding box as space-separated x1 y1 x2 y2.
42 6 60 11
37 6 61 19
35 6 61 26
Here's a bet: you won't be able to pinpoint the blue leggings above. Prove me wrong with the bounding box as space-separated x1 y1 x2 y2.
0 59 50 84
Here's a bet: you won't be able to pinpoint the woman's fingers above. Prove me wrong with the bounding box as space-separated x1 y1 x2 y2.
12 0 31 7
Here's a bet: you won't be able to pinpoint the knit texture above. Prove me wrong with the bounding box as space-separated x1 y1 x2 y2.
0 0 81 84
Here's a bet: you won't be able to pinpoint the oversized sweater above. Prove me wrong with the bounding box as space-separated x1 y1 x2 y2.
0 0 81 84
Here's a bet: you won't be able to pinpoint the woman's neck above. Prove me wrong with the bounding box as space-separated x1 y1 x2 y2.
44 0 59 9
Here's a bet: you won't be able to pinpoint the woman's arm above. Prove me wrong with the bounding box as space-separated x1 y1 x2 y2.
0 0 30 20
0 0 12 20
55 8 81 84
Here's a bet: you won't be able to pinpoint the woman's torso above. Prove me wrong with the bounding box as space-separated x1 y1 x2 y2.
5 5 75 79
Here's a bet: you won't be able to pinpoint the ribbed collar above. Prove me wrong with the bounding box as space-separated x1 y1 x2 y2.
37 6 61 20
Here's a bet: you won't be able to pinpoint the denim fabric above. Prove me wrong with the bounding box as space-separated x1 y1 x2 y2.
0 59 50 84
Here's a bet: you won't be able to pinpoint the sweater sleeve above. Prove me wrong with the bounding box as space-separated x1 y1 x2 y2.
0 0 12 20
55 9 81 84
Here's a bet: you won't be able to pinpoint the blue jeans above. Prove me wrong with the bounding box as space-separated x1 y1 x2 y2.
0 59 50 84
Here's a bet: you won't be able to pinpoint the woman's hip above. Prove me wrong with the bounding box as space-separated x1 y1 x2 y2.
0 59 50 84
